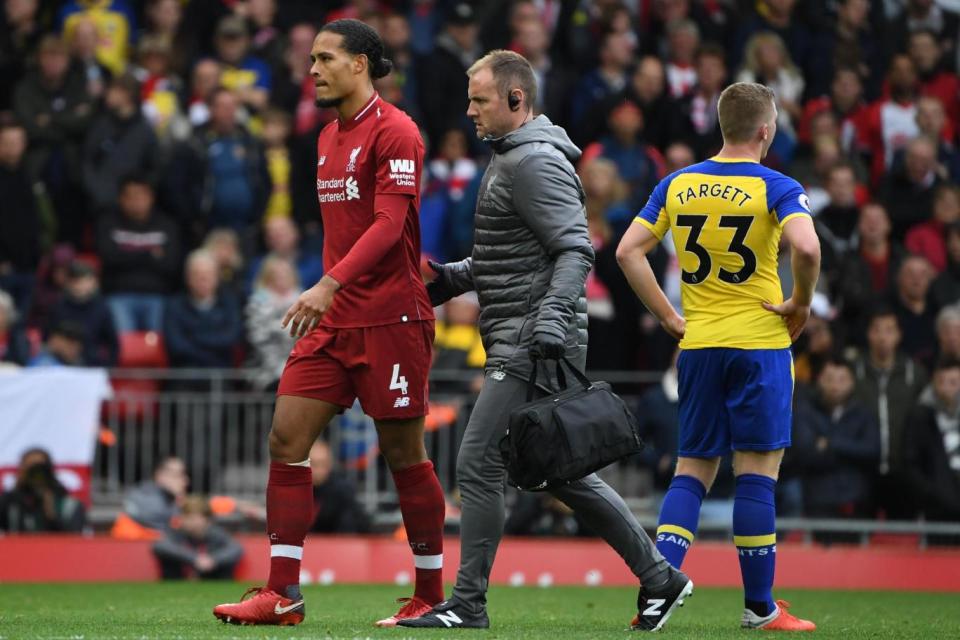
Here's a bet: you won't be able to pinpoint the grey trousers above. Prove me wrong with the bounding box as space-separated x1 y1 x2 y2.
451 367 671 610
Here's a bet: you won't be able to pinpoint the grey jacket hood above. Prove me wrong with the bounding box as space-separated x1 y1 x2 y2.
489 115 581 163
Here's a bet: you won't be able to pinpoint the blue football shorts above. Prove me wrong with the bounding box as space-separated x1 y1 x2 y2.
676 347 794 458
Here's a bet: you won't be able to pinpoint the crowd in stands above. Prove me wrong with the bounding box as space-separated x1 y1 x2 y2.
1 0 959 528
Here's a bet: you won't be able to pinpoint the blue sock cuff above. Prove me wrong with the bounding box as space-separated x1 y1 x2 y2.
735 474 776 505
671 474 707 501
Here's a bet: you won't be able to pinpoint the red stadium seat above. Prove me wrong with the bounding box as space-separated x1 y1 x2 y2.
108 332 168 419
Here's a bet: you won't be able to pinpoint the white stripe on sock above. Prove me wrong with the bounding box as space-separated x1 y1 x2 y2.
271 544 304 560
287 459 310 467
413 553 443 570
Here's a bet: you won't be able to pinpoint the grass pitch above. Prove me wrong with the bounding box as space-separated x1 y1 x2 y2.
0 583 957 640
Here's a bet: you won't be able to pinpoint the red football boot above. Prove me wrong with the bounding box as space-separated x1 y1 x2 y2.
213 587 305 626
742 599 817 631
375 596 438 628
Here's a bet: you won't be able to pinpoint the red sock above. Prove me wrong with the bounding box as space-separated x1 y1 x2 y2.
266 461 313 594
393 460 445 604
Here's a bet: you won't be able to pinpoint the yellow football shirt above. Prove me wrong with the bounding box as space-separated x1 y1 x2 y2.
635 157 811 350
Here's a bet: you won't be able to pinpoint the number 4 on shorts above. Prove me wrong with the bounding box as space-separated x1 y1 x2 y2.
390 363 409 395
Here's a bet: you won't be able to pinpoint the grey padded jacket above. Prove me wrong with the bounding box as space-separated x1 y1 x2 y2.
444 115 594 375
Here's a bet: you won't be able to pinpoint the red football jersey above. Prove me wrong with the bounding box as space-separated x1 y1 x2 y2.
315 92 433 328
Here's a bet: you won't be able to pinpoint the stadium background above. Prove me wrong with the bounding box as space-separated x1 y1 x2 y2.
0 0 958 608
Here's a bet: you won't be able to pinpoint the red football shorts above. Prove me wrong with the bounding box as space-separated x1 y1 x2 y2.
277 320 434 420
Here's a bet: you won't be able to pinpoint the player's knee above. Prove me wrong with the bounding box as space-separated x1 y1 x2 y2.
733 450 783 479
268 427 302 462
675 456 720 490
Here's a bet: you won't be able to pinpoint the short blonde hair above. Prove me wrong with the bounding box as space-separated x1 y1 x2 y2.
717 82 776 144
467 49 537 111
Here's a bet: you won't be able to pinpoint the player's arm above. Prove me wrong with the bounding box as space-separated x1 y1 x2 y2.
616 221 685 341
282 193 411 337
762 181 821 342
616 179 685 341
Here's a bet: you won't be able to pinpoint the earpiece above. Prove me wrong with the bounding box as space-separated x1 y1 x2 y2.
508 91 521 112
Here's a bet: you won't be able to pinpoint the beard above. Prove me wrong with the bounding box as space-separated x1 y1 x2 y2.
315 95 344 108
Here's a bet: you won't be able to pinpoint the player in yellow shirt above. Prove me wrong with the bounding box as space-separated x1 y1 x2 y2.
616 82 820 632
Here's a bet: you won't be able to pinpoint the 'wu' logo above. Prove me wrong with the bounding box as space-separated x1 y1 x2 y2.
389 158 415 173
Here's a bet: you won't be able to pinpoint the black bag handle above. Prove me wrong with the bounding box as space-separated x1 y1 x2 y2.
526 357 592 402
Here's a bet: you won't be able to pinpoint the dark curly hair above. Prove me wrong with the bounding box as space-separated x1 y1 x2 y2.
321 19 393 79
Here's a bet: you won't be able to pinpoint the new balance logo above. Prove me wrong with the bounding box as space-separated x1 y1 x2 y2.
345 176 359 200
643 599 666 616
389 158 415 173
435 611 463 627
317 155 326 167
393 397 411 408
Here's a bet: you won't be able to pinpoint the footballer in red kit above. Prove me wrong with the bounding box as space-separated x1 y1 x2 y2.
213 20 445 629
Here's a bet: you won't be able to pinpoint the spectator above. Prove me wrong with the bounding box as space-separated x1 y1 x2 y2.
245 256 300 391
733 0 813 75
0 0 43 111
260 108 294 221
97 175 181 333
380 13 418 121
792 312 836 386
861 54 920 185
135 36 190 147
814 163 861 270
27 244 75 330
903 357 960 520
58 0 136 76
624 56 677 152
835 203 905 341
889 0 960 68
892 255 939 367
164 249 242 369
143 0 190 75
247 217 322 294
432 293 485 394
417 2 482 145
270 23 323 135
202 228 246 299
0 122 42 314
852 306 928 517
504 492 584 537
663 19 700 100
82 73 159 215
421 128 481 262
67 16 111 100
808 0 883 98
931 222 960 311
909 29 960 133
793 357 880 519
569 29 634 136
799 67 867 153
190 88 269 233
937 304 960 361
243 0 284 71
675 44 727 160
309 440 371 533
880 136 942 239
153 495 243 580
112 456 188 539
911 96 960 184
906 184 960 274
736 31 804 166
185 59 221 128
0 289 30 367
581 100 662 211
636 350 681 491
0 448 86 532
213 15 270 116
663 141 695 174
27 320 85 367
48 261 118 367
514 16 570 127
12 34 94 242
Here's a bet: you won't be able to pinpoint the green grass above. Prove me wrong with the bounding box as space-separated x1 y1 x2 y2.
0 583 957 639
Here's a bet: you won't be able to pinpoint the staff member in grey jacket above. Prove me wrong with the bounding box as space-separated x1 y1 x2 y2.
399 50 691 632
